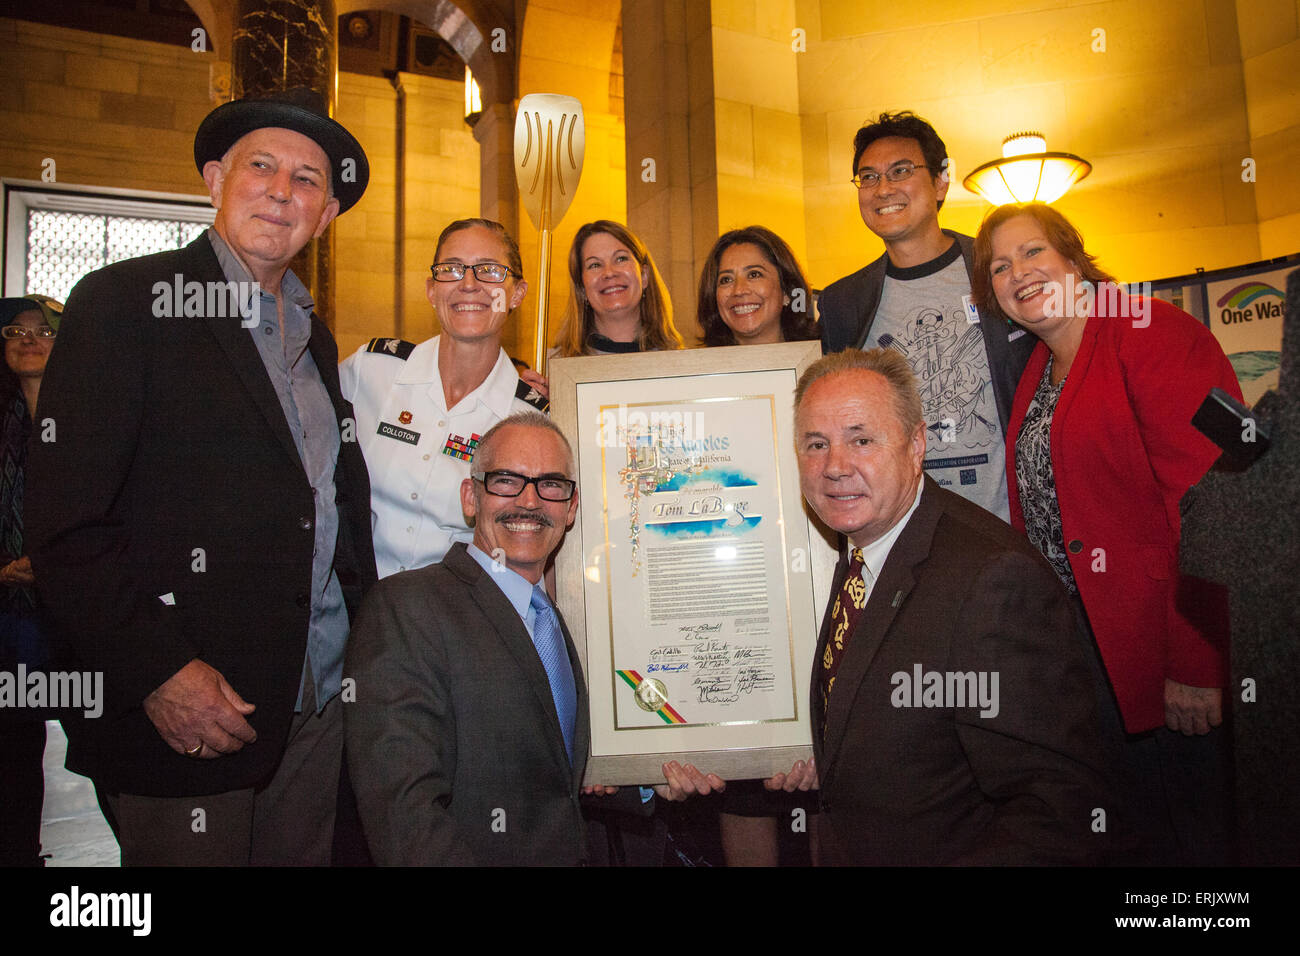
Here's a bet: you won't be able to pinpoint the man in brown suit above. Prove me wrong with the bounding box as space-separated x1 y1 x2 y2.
771 348 1111 864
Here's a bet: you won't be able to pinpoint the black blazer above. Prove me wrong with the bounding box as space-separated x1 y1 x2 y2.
811 477 1112 865
344 543 590 865
817 230 1035 435
26 234 377 796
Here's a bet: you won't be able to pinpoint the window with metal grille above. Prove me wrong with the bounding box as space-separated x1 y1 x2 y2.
26 211 210 303
3 181 214 303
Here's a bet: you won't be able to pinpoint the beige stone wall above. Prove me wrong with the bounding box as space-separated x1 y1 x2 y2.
711 0 808 273
6 2 1294 365
0 17 214 198
516 0 627 362
334 72 481 360
623 0 715 347
793 0 1295 291
0 18 482 360
1237 0 1300 259
334 73 399 359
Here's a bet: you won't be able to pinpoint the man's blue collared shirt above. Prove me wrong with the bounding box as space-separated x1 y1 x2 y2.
466 544 546 637
208 228 348 712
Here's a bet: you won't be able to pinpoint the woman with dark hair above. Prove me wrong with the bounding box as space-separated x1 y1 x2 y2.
554 220 684 357
973 202 1241 864
341 218 546 578
695 228 818 865
697 226 819 347
1 294 61 866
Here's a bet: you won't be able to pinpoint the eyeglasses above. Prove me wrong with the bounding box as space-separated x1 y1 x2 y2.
430 262 517 283
851 161 930 189
1 325 56 340
472 470 576 501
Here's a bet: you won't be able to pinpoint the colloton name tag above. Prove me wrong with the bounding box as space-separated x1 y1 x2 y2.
378 421 420 445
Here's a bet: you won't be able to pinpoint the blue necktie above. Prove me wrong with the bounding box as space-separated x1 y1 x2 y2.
529 587 578 763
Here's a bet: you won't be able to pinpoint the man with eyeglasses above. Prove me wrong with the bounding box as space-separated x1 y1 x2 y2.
818 111 1034 522
340 218 548 579
344 411 592 864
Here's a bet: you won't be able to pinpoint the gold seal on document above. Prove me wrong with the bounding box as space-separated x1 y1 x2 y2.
634 677 669 712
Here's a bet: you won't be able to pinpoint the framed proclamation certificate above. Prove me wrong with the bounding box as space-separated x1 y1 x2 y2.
549 342 837 785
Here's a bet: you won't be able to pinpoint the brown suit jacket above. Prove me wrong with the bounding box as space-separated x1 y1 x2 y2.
812 476 1111 865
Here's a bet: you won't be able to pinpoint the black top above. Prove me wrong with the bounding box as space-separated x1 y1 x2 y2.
587 332 641 354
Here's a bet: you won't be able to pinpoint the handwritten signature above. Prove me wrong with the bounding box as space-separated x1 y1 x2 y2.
647 663 689 673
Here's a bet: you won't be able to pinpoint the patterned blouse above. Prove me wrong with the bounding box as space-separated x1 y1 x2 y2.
1014 359 1077 595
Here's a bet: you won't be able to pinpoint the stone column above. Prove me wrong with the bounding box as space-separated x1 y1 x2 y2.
230 0 338 326
622 0 717 345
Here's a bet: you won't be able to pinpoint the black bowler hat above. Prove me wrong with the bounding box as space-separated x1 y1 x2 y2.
193 86 369 213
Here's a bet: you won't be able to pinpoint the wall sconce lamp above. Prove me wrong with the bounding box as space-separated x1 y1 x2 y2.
464 66 483 126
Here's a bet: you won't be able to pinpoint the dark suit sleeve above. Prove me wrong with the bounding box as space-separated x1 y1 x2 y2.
26 267 198 712
949 550 1112 865
817 283 848 354
343 577 475 865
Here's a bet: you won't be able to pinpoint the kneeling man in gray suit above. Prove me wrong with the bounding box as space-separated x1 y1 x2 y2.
345 411 588 864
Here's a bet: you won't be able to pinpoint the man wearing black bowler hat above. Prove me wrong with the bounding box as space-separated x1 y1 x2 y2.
27 88 378 865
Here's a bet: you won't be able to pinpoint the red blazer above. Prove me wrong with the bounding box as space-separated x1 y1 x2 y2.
1004 295 1240 732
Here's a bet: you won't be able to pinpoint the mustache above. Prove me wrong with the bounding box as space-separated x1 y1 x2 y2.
495 510 555 528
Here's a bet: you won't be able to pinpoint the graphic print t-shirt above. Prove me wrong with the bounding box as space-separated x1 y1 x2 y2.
866 244 1009 521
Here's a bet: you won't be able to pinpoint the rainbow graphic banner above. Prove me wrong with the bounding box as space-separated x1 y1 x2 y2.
1207 266 1291 405
1215 281 1285 311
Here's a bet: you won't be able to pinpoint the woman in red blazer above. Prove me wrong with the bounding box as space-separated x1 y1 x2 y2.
972 202 1241 864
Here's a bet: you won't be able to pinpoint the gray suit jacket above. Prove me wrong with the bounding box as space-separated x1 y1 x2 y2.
344 543 589 865
812 477 1112 865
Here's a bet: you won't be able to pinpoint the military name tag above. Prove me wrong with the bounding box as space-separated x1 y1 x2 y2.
378 421 420 445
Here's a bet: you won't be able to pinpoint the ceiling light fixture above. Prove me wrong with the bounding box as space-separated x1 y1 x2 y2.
963 132 1091 204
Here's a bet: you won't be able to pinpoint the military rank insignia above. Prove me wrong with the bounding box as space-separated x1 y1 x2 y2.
364 337 415 360
515 377 550 414
443 432 481 461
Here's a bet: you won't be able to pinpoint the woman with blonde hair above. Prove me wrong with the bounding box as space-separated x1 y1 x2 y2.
555 220 684 357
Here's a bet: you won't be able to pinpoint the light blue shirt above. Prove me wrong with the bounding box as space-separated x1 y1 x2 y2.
466 544 546 637
208 228 348 713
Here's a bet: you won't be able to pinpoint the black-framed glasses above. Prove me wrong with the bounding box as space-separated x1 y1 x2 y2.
472 470 576 501
430 262 517 283
851 161 930 189
1 325 56 340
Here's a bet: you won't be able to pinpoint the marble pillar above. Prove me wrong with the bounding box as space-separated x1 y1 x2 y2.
230 0 338 326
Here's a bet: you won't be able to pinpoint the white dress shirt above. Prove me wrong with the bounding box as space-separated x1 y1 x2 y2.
340 335 536 578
